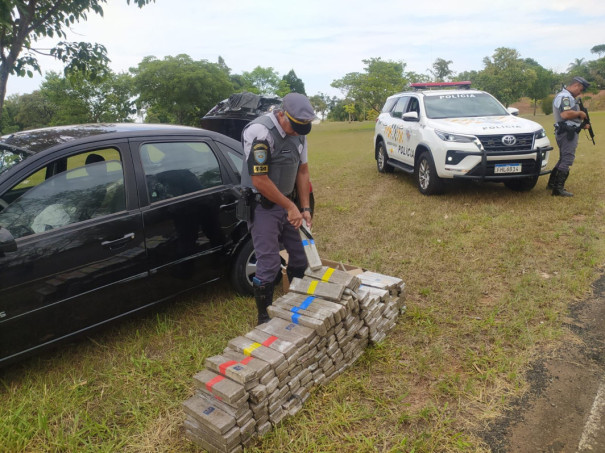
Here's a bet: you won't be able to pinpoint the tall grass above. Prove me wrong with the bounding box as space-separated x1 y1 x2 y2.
1 115 604 452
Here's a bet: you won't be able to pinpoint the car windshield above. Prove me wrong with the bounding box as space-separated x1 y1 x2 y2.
423 92 508 119
0 146 27 175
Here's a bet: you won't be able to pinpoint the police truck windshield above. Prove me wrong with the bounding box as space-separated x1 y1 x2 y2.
423 93 509 119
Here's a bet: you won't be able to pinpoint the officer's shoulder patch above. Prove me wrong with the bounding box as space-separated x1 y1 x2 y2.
252 139 270 165
561 97 572 110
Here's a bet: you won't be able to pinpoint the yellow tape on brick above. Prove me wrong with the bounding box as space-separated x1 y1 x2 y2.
244 342 261 356
307 280 318 294
321 268 335 282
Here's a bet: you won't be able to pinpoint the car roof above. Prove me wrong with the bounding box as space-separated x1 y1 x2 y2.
0 123 236 155
388 89 485 100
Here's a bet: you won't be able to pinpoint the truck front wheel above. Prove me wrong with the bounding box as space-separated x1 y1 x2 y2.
415 151 444 195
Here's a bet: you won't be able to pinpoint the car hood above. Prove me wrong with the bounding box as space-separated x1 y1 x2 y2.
428 115 542 135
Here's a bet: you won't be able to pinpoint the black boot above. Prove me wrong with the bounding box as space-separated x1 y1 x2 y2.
546 167 558 190
286 266 307 285
253 280 274 325
551 169 573 197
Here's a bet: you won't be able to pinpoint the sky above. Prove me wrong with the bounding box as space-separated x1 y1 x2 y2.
5 0 605 99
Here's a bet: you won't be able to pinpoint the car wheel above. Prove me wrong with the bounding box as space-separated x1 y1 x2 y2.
504 176 539 192
415 151 444 195
230 239 257 296
376 141 393 173
230 238 284 296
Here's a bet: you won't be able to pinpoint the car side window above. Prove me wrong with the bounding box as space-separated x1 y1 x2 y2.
406 97 420 116
140 142 223 203
0 148 125 239
381 97 398 114
391 97 409 119
215 141 242 179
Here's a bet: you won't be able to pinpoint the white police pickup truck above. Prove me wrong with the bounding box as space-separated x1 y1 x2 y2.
374 82 553 195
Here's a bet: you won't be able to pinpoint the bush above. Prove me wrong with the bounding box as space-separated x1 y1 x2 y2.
541 95 554 115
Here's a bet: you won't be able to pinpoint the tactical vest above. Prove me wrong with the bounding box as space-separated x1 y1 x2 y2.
241 114 305 196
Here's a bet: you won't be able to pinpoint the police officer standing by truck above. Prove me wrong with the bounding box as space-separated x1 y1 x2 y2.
240 93 315 324
548 76 591 197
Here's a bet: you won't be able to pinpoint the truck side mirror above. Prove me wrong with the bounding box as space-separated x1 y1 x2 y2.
402 111 419 122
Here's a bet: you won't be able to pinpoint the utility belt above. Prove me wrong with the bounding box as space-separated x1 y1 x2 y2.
235 187 293 222
555 121 580 140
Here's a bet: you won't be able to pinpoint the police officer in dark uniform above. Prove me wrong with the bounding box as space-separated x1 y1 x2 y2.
548 76 591 197
241 93 315 324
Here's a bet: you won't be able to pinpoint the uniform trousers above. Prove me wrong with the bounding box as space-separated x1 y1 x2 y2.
249 204 308 284
554 131 578 172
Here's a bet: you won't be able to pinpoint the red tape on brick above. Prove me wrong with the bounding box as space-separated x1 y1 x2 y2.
262 336 278 347
205 375 225 393
219 360 238 375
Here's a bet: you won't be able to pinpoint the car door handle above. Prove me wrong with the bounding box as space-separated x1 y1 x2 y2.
220 201 238 209
101 233 135 249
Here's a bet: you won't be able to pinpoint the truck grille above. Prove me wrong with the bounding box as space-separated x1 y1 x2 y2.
476 133 535 153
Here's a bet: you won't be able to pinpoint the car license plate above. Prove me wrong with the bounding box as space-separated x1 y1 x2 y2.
494 163 521 174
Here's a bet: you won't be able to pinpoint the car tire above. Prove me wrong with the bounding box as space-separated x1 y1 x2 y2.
230 239 257 296
415 151 444 195
504 176 539 192
230 238 283 296
376 141 393 173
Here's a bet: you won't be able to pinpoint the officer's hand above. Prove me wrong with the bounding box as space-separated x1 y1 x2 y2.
287 204 303 228
302 210 312 229
583 122 591 129
579 111 588 120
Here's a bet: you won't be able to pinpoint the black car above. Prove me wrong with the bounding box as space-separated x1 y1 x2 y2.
0 123 258 366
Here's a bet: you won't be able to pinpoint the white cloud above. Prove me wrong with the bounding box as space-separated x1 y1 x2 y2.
5 0 604 97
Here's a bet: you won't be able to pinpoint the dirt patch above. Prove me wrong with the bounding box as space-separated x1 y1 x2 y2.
480 274 605 452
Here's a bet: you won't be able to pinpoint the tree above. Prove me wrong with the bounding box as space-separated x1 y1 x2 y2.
344 102 356 122
2 91 54 131
280 69 306 95
524 59 555 115
430 58 454 82
454 70 479 85
240 66 281 95
591 44 605 57
309 93 329 120
586 57 605 90
567 58 588 77
331 58 408 114
131 54 234 125
0 0 155 128
40 70 136 125
475 47 536 106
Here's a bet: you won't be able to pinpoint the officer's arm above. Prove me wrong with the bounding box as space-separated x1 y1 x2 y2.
252 175 303 227
561 110 587 121
295 163 311 226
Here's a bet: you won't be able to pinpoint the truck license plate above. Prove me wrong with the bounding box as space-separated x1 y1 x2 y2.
494 163 521 174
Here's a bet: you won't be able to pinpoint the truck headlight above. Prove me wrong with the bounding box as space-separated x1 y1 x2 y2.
534 128 547 139
435 130 476 143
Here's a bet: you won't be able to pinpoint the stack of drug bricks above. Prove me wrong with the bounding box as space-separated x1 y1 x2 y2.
183 265 405 453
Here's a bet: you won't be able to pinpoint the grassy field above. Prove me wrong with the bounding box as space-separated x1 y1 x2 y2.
1 114 604 452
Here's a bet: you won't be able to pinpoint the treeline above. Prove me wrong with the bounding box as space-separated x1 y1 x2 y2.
0 55 309 134
2 45 604 134
329 46 605 122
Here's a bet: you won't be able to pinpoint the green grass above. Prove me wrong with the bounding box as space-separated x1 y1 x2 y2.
1 114 604 452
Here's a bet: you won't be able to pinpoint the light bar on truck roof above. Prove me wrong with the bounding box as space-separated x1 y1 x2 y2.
410 81 472 90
